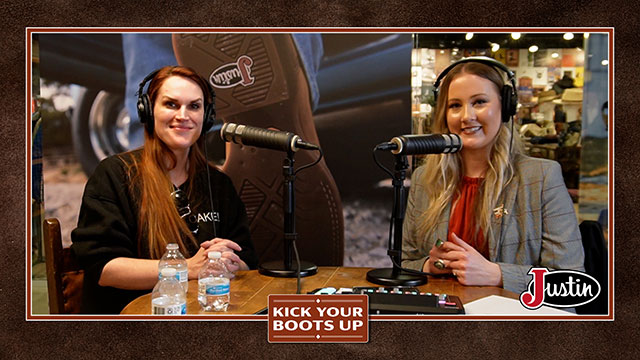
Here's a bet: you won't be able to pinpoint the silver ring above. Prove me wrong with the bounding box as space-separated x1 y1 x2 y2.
434 259 446 270
435 239 444 248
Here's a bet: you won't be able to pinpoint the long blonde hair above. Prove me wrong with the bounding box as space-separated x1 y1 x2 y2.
121 66 214 259
417 61 523 246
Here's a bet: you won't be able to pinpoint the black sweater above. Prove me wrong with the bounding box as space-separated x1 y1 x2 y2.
71 150 258 314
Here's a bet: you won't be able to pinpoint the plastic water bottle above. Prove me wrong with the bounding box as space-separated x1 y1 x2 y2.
158 243 188 293
151 268 187 315
198 251 230 312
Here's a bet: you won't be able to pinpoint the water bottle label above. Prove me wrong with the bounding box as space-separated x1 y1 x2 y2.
205 283 230 295
177 270 188 283
152 303 186 315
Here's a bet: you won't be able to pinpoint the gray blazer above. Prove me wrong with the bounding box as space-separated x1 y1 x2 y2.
401 154 585 293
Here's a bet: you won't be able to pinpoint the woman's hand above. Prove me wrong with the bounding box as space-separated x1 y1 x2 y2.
186 246 208 280
445 233 503 287
423 237 466 274
201 238 242 253
219 252 248 275
200 238 249 274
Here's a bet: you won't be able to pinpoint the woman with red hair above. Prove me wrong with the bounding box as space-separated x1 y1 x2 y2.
72 66 257 314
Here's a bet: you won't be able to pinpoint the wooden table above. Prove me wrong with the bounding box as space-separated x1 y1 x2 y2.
121 267 518 315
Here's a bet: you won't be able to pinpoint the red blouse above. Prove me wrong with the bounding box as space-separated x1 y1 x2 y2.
448 176 489 259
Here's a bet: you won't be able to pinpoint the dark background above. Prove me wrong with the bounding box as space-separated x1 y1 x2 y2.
4 1 638 359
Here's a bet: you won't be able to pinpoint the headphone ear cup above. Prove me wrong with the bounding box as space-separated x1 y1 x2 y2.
201 103 215 135
138 93 154 134
201 87 216 136
501 84 517 123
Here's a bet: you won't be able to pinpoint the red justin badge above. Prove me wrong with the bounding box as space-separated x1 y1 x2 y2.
520 267 602 310
268 294 369 343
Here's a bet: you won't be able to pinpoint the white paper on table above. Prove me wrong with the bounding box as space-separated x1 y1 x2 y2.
464 295 575 316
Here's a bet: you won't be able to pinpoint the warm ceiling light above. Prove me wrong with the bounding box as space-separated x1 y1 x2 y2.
584 33 590 39
563 33 575 40
511 32 521 40
551 52 559 58
491 43 500 52
529 45 539 53
440 50 445 54
465 32 474 40
601 59 609 66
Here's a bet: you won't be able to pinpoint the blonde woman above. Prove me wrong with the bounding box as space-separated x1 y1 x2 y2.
402 58 584 293
72 66 257 314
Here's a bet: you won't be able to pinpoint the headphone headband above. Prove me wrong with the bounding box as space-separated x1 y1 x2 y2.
136 69 162 99
433 56 515 90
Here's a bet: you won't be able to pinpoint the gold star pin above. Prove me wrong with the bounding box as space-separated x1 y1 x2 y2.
493 204 509 219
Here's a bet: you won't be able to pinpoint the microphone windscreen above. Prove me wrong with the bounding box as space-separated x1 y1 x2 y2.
391 134 462 155
221 123 298 152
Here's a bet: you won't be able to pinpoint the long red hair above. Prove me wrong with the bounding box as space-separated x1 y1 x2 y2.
122 66 214 259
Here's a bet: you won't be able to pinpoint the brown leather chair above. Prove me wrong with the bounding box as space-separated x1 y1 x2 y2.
43 218 84 314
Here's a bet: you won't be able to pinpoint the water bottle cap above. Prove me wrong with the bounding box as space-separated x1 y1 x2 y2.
161 267 177 277
166 243 179 250
208 251 222 259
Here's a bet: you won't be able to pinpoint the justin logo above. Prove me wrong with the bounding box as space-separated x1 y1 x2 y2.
519 268 601 310
209 55 255 88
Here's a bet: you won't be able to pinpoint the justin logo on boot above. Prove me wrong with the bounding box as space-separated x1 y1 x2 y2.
209 55 255 88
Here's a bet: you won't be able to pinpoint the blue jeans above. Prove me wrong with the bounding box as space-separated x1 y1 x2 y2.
122 33 323 125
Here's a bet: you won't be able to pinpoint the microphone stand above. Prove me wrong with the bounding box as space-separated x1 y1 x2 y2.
259 149 318 277
366 154 427 286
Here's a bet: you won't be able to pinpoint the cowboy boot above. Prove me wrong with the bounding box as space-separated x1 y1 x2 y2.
172 33 344 267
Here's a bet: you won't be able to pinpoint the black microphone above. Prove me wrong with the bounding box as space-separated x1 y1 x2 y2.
376 134 462 155
220 123 319 152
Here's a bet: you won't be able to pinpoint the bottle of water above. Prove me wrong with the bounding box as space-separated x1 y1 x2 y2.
151 268 187 315
198 251 230 312
158 243 188 293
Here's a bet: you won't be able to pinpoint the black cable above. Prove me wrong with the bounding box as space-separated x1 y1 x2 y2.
293 240 302 294
373 146 402 252
388 176 396 251
289 147 324 294
203 134 217 238
294 147 323 175
372 145 395 179
508 115 514 158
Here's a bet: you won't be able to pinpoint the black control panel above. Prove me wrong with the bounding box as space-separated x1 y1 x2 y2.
351 286 465 315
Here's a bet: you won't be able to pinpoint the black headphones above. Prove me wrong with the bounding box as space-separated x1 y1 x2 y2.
433 56 518 123
136 67 216 136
